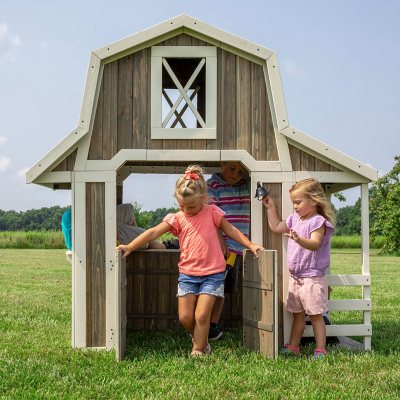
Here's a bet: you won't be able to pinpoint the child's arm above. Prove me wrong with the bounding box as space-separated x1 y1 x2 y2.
219 217 264 256
216 229 228 256
262 196 289 233
286 225 325 251
116 221 171 258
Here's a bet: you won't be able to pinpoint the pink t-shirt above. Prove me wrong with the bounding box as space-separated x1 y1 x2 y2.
163 204 226 276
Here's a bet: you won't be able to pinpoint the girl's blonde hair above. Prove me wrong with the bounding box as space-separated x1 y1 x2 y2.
175 164 207 199
290 178 335 225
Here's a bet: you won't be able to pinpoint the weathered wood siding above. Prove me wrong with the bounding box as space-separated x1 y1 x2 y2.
289 144 342 172
86 182 106 347
52 149 77 171
88 33 278 161
243 250 276 358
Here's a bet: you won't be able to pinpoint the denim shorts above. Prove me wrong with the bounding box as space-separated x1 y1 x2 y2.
177 272 225 298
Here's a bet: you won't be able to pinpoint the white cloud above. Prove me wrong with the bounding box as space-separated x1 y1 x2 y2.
0 136 8 146
0 23 21 63
40 41 48 50
0 156 11 172
283 60 306 81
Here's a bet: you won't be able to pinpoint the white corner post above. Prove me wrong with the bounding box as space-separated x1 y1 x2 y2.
281 181 292 345
361 183 372 350
105 177 117 349
71 174 87 348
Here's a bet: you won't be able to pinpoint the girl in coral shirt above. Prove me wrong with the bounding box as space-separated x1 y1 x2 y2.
116 164 263 356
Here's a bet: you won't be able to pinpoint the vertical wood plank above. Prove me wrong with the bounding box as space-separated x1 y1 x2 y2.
190 35 208 151
209 47 223 151
118 55 133 151
288 144 301 171
102 61 118 159
242 250 276 357
301 150 316 171
236 57 252 154
52 149 77 171
220 49 237 150
88 81 103 160
251 63 267 160
86 182 106 347
132 49 151 150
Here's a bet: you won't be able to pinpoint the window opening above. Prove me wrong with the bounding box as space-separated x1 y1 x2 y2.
161 58 205 129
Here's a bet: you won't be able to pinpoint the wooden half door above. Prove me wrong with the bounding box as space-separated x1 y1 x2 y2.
242 249 277 358
115 251 127 361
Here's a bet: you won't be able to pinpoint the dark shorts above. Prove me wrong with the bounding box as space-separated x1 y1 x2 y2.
224 255 242 294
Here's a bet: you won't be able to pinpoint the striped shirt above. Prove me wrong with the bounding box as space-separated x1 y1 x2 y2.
207 173 250 254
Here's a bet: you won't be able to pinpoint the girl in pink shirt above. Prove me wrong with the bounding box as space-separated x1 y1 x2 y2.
116 165 263 356
263 178 335 359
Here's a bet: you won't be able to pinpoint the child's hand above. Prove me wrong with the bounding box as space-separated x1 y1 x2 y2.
285 229 300 243
249 243 264 257
262 196 275 209
116 244 132 259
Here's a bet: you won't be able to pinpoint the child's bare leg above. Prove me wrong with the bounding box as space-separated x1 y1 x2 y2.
309 314 326 349
289 311 306 347
193 294 216 351
178 294 197 334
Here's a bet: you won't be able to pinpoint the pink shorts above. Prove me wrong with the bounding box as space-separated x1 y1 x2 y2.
286 275 328 315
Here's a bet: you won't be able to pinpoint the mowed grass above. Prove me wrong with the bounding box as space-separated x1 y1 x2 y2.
0 249 399 399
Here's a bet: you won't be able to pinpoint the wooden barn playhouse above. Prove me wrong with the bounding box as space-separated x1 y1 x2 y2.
26 15 378 359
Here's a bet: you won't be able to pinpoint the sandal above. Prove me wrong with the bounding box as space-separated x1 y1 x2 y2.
190 349 206 357
190 342 212 357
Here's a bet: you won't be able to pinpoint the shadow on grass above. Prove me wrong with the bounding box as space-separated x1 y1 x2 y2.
124 320 399 361
124 328 244 360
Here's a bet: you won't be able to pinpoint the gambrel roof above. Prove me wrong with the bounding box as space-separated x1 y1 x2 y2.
26 14 378 185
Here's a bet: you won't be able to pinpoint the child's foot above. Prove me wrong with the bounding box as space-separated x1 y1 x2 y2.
208 323 223 341
190 338 212 356
190 349 205 357
280 344 300 356
313 348 328 359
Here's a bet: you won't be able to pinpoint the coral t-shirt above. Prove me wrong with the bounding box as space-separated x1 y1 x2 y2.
163 204 226 276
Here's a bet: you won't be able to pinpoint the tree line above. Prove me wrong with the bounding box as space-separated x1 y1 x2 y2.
0 203 367 235
1 156 398 253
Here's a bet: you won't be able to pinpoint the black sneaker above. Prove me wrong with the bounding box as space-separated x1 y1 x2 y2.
208 324 223 341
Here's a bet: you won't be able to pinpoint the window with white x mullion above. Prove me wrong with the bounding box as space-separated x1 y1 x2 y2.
151 46 217 139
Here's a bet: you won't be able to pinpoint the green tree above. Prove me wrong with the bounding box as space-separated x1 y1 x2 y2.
131 202 178 230
335 199 361 236
370 156 400 254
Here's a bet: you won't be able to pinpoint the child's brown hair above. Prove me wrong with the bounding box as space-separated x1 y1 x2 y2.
290 178 335 225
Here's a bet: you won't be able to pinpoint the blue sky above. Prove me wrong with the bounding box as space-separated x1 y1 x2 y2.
1 1 399 211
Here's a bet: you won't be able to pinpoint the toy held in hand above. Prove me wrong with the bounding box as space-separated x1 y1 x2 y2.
254 181 269 201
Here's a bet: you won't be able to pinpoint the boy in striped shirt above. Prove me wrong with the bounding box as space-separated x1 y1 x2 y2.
207 161 250 340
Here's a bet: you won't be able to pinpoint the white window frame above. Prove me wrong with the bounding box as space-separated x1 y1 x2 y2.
151 46 217 139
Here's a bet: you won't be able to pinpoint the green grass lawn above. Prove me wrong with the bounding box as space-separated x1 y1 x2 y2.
0 249 399 399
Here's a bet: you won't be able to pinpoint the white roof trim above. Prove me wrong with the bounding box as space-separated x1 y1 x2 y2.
26 127 86 183
26 53 102 184
280 125 378 181
94 14 274 62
